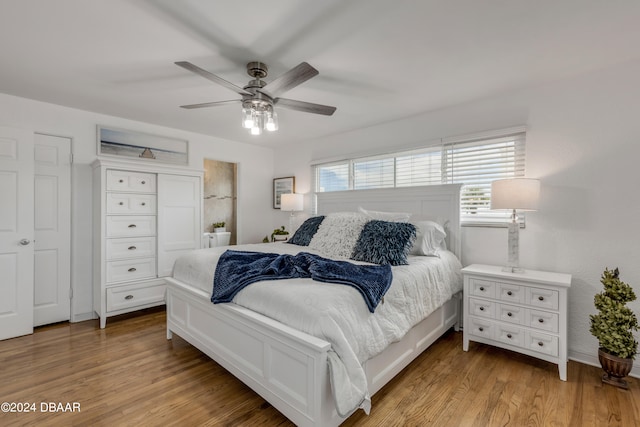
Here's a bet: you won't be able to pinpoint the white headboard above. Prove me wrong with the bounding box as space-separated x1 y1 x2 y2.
316 184 462 259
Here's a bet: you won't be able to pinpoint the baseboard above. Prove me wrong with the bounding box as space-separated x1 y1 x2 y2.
569 349 639 379
71 312 97 323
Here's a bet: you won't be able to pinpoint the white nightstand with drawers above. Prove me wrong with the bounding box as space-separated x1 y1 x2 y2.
462 264 572 380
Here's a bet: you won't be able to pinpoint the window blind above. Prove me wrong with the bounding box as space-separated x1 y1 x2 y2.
444 133 526 224
312 128 526 226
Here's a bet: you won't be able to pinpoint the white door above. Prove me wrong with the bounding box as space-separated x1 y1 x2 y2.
0 127 34 340
33 134 71 326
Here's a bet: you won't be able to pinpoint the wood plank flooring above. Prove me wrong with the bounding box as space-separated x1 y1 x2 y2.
1 307 638 426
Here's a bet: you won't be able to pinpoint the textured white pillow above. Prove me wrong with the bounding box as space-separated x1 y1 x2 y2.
308 212 369 259
410 220 447 257
358 206 411 222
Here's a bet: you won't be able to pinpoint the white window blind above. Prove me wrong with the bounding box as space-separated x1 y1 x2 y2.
444 133 526 224
353 156 395 189
312 128 526 226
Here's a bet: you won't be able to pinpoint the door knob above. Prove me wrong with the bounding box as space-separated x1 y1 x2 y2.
19 239 31 246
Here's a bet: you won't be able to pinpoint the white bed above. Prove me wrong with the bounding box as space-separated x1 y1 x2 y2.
166 184 463 426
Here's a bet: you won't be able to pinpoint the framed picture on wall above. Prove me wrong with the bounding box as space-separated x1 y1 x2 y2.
273 176 295 209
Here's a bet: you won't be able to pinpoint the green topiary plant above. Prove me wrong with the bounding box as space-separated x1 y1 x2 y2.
589 268 638 359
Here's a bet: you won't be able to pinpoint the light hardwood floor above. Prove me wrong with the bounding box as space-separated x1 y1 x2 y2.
1 307 638 426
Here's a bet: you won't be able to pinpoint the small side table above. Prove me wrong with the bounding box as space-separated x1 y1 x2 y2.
462 264 572 380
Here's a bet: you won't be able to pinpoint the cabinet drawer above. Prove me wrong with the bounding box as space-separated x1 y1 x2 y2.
106 170 156 193
106 193 156 214
106 237 156 260
527 331 559 357
106 282 165 312
495 324 525 347
469 298 495 319
467 317 495 340
497 303 524 325
469 278 495 298
106 216 156 238
528 309 559 333
527 287 559 310
497 282 524 304
106 258 156 283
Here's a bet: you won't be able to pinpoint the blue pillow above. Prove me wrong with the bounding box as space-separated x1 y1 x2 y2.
287 216 325 246
351 220 416 266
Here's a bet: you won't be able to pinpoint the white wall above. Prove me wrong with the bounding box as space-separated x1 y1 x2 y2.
0 93 275 322
274 58 640 375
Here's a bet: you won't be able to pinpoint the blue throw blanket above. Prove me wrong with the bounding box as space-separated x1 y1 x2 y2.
212 250 392 313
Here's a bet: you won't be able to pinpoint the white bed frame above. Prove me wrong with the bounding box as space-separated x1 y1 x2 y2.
166 184 463 426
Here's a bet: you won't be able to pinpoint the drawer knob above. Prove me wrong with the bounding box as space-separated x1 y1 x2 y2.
119 202 124 205
128 224 137 228
128 267 137 272
479 286 485 291
141 202 146 206
538 296 545 301
119 179 124 183
538 341 544 347
125 295 134 300
506 333 512 339
538 318 544 323
141 180 146 184
478 327 484 332
507 291 513 296
128 246 137 250
479 306 485 311
507 312 513 317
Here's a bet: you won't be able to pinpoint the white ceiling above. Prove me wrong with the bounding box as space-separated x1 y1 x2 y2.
1 0 639 147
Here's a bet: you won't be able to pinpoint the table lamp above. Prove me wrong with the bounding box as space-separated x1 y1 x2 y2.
490 178 540 273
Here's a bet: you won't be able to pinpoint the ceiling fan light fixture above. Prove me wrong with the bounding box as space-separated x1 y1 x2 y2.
176 60 335 136
250 124 262 135
266 111 278 132
241 108 255 129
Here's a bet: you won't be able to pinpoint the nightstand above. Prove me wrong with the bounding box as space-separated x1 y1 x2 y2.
462 264 572 380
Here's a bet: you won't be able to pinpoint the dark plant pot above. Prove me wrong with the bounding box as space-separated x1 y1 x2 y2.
598 348 633 389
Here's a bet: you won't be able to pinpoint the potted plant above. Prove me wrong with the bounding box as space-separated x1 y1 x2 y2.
212 221 226 233
589 267 638 388
271 225 289 242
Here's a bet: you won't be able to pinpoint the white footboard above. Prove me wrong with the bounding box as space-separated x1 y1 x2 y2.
166 277 345 427
166 277 460 426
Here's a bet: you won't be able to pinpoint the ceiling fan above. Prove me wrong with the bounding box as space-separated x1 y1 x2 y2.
175 60 337 134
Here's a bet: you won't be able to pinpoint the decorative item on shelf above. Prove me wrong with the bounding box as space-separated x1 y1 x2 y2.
212 221 226 233
490 178 540 273
271 226 289 242
589 267 638 389
280 193 304 233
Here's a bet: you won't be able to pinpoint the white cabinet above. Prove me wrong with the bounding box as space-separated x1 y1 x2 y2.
93 159 202 328
462 264 571 380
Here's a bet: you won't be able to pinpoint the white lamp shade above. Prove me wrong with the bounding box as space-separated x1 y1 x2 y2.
491 178 540 211
280 193 304 212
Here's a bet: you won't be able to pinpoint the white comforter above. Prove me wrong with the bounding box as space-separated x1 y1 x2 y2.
172 242 462 416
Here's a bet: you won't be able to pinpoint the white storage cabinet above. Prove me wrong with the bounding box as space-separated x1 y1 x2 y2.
93 159 202 328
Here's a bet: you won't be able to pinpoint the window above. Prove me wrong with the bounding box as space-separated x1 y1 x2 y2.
312 128 526 226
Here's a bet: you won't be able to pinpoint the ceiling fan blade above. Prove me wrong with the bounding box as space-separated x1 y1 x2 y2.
262 62 319 96
175 61 252 96
275 98 336 116
179 99 240 109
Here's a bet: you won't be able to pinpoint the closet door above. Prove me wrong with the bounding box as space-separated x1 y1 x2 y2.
0 127 34 340
157 174 201 277
33 134 71 326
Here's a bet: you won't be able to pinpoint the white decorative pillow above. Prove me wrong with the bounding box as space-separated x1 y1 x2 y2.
410 220 447 257
308 212 369 259
358 206 411 222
